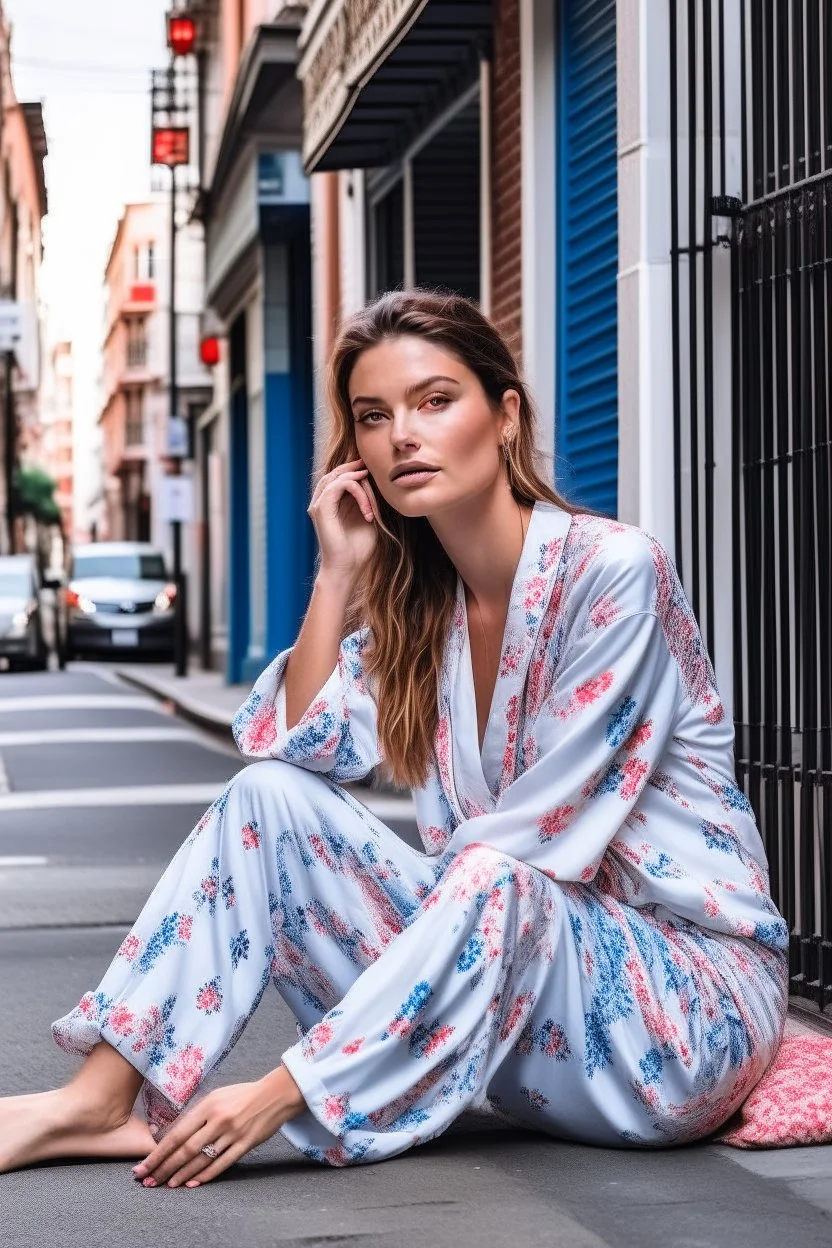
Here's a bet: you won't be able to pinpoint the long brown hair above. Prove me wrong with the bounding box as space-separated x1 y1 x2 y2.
322 289 583 789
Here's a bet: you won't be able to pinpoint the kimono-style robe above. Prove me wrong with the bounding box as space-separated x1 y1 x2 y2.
52 502 788 1164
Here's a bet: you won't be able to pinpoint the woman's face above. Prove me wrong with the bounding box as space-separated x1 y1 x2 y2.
347 335 518 518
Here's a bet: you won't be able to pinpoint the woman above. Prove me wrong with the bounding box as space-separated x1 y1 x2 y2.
1 290 787 1188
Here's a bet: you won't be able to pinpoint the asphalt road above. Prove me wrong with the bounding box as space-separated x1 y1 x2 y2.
1 665 831 1248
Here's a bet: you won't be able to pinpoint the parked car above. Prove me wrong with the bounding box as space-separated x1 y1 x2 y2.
0 553 51 670
66 542 177 659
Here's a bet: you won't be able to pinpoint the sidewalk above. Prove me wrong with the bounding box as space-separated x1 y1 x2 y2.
111 658 413 805
113 661 249 736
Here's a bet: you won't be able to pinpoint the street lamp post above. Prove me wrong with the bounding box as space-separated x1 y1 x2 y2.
152 10 197 677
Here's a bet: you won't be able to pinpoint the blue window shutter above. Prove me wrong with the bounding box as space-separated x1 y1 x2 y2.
556 0 618 516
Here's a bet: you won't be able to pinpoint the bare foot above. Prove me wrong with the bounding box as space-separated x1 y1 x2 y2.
0 1091 156 1174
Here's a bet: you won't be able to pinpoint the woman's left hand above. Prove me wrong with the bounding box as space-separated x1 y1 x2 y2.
132 1067 305 1189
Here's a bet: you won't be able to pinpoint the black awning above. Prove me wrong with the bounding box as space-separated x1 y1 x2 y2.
303 0 491 173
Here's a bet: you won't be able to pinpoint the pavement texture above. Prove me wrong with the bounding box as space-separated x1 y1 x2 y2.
1 664 832 1248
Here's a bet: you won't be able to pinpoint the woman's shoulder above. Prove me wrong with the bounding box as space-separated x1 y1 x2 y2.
558 510 674 619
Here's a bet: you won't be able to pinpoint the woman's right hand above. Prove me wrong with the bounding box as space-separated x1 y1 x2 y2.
308 458 380 584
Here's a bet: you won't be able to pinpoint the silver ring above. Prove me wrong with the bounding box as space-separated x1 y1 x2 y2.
201 1143 220 1159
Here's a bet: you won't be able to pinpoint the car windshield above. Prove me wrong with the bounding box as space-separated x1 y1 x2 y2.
72 553 167 581
0 570 31 597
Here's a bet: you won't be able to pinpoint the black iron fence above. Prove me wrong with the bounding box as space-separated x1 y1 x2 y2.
669 1 832 1009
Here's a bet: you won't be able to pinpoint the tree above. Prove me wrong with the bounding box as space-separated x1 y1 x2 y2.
13 464 61 527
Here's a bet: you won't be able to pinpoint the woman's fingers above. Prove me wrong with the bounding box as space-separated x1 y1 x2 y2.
337 479 375 522
182 1136 254 1188
360 476 381 523
164 1128 236 1188
134 1107 208 1180
309 459 366 506
310 466 368 508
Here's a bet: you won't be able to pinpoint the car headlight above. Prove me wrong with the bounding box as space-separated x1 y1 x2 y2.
6 610 31 638
154 583 177 613
67 589 97 615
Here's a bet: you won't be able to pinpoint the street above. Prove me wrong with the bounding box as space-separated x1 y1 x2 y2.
1 666 832 1248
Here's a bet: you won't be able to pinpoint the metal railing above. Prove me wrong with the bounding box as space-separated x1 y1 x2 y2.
669 1 832 1009
127 340 148 368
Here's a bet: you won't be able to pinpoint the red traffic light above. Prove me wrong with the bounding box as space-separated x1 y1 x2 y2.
200 336 220 366
167 12 197 56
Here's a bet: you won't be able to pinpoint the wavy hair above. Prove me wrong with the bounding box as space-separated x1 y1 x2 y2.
322 289 583 789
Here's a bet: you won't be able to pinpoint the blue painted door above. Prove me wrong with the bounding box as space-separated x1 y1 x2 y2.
556 0 618 515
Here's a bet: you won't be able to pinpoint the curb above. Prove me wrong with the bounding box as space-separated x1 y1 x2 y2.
113 666 410 799
114 667 237 741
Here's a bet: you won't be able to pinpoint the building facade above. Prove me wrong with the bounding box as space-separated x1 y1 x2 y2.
98 200 211 586
182 0 316 682
0 3 48 554
37 340 75 539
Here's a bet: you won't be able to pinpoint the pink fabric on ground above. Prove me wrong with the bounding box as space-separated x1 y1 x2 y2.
717 1031 832 1148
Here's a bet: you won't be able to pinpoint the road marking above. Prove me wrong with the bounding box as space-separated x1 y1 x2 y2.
0 750 8 795
0 856 48 866
0 695 156 714
0 784 227 812
0 727 205 748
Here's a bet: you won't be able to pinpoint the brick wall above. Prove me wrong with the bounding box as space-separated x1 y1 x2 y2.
490 0 523 362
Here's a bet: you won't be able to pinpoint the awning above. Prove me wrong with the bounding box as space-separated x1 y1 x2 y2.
299 0 491 173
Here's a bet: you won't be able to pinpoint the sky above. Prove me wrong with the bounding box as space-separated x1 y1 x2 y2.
7 0 170 519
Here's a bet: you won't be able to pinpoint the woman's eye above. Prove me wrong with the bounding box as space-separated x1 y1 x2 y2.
358 410 385 424
424 395 448 409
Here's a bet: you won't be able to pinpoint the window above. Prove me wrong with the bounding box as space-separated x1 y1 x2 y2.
71 552 167 581
370 180 404 296
126 317 147 367
133 244 156 281
125 387 144 446
367 95 480 302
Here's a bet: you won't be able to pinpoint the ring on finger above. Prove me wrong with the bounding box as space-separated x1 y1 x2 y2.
201 1142 221 1159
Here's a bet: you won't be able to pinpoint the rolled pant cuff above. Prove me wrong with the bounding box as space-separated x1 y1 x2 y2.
279 1042 369 1167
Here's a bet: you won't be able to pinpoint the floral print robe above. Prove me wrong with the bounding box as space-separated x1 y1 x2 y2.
53 502 788 1164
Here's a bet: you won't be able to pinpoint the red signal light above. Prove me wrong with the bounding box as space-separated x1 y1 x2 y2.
167 13 197 56
199 336 220 366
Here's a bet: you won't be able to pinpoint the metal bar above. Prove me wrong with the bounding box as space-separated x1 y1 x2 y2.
806 0 822 178
702 0 716 655
670 0 684 573
776 0 790 186
792 0 806 186
687 0 701 615
773 186 793 938
825 0 832 171
763 0 776 192
718 0 726 196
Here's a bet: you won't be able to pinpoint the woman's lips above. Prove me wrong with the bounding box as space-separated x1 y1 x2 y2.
391 468 440 487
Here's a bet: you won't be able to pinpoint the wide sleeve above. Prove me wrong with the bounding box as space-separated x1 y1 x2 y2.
231 628 381 782
448 608 682 881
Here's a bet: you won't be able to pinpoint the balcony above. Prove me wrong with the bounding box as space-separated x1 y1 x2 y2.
126 340 148 368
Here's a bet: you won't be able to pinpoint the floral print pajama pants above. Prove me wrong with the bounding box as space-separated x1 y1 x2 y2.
52 761 786 1165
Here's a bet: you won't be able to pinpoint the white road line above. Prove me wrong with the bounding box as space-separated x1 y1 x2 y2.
0 856 48 866
0 727 203 748
0 695 156 714
0 784 226 812
0 750 8 795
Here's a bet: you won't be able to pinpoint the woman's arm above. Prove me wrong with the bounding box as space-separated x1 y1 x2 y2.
284 571 356 730
232 457 383 781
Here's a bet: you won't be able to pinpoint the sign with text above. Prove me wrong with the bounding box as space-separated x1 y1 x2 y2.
158 474 194 523
152 126 190 167
0 301 22 352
